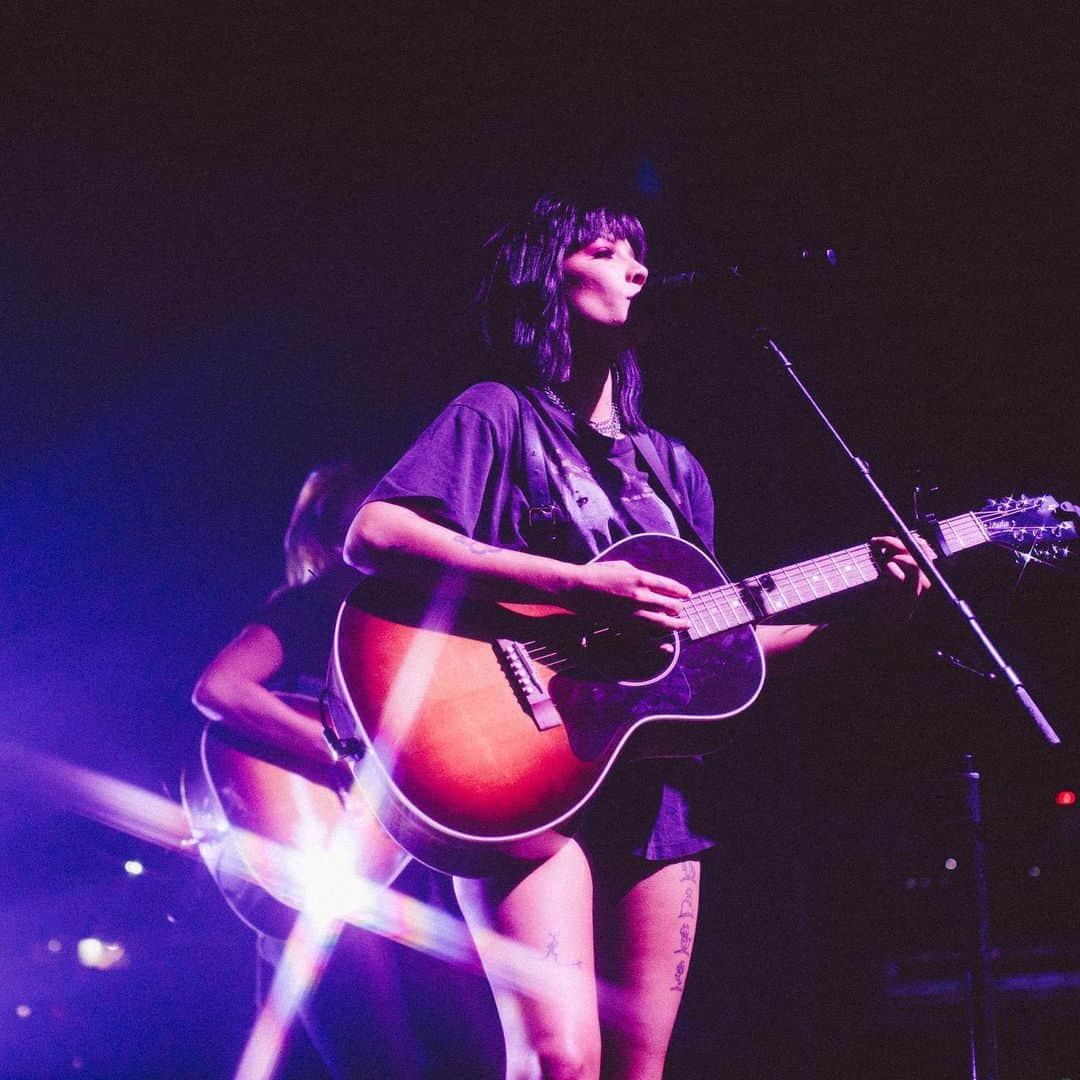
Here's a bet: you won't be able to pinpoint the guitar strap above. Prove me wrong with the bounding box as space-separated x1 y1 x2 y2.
627 429 712 554
513 387 570 555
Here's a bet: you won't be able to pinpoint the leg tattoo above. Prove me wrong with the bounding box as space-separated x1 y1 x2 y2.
672 866 697 991
544 931 583 969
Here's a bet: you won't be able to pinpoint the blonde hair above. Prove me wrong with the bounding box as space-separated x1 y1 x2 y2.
282 462 368 587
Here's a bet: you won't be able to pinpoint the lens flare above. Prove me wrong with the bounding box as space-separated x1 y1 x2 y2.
2 739 640 1080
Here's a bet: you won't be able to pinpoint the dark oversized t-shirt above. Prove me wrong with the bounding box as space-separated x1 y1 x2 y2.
364 381 721 860
367 382 714 563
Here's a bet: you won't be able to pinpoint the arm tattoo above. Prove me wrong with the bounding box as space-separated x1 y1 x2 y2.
452 534 499 556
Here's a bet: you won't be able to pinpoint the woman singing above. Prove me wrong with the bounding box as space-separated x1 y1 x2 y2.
345 195 927 1079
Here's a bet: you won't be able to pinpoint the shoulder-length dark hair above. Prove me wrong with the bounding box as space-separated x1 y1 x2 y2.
475 194 648 432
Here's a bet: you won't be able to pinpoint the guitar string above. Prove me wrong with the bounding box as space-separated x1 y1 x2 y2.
523 505 1061 667
685 502 1059 618
730 503 1059 608
730 503 1066 620
975 501 1053 521
517 501 1065 662
521 628 694 670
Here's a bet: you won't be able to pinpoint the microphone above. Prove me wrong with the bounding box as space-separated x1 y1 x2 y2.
639 249 840 313
647 249 839 294
644 269 740 293
637 266 754 309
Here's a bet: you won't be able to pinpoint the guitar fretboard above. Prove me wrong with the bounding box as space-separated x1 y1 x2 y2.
683 510 989 639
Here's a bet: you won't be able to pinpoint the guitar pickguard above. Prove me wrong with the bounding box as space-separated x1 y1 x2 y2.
549 625 763 761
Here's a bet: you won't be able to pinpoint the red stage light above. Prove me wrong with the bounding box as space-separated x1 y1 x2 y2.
1054 790 1076 806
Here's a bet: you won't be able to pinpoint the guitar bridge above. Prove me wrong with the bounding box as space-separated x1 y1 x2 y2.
494 638 563 731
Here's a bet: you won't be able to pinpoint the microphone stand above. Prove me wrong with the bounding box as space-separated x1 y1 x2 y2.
751 321 1062 743
737 286 1063 1079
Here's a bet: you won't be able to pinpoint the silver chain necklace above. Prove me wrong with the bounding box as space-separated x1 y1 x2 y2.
542 385 623 438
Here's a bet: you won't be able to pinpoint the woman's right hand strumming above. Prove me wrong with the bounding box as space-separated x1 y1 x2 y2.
561 559 690 631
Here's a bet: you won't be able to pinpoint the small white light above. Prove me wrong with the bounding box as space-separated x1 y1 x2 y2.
47 939 62 953
904 876 917 890
123 859 144 876
78 937 103 965
15 1004 31 1019
1028 865 1042 879
77 937 126 970
945 857 958 871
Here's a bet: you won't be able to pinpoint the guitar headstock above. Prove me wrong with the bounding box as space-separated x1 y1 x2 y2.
977 494 1080 570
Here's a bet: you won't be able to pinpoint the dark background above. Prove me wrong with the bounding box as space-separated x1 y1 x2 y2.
3 6 1079 1077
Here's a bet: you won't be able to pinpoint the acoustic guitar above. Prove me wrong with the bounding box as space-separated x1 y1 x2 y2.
326 495 1077 875
182 693 410 937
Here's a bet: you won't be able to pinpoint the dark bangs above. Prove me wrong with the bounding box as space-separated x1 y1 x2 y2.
570 206 646 262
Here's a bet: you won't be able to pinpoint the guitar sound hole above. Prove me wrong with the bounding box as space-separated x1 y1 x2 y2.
577 626 677 685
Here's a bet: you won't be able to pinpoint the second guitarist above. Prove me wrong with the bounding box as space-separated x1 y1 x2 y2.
344 194 930 1080
192 463 432 1078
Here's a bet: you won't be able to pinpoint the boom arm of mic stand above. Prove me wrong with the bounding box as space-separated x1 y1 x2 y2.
754 327 1061 747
